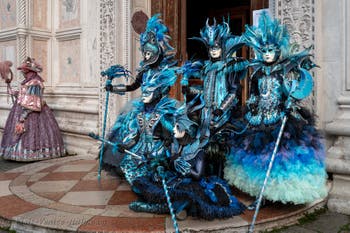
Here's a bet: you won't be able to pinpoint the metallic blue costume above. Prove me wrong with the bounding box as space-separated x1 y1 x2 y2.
102 14 177 175
182 19 248 177
224 12 327 204
99 15 245 222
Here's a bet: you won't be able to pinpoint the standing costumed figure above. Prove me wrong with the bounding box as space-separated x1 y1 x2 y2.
182 19 248 177
0 57 65 161
224 12 327 205
101 14 178 175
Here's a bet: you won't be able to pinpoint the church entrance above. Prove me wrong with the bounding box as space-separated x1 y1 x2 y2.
151 0 269 100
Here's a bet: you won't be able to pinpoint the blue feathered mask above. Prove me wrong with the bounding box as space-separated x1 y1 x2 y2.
243 11 290 60
140 14 174 66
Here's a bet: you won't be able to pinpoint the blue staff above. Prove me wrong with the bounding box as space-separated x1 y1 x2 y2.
248 68 313 232
97 65 131 180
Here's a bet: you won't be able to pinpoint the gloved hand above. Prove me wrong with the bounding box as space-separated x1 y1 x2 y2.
105 84 113 92
15 122 25 135
117 144 126 153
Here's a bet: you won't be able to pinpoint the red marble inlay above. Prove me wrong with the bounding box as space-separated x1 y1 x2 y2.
39 172 87 181
70 179 120 191
0 173 21 181
79 216 165 233
108 191 138 205
0 195 38 219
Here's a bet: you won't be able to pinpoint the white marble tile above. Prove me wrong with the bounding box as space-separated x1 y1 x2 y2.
82 171 119 181
59 191 114 206
28 172 49 182
53 164 96 172
0 180 12 197
30 181 78 193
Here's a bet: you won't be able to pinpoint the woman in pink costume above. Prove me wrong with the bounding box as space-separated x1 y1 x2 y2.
0 57 65 161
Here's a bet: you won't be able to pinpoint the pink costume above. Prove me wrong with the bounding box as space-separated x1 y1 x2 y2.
0 57 65 161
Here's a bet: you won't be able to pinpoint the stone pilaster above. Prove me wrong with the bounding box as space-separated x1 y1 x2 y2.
16 0 28 67
321 0 350 215
99 0 117 135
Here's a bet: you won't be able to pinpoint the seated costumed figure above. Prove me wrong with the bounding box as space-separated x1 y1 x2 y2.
117 68 178 185
0 57 65 161
130 97 246 220
182 19 248 177
224 12 327 205
101 14 178 175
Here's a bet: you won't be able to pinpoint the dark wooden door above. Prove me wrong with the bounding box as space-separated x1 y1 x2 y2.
151 0 187 100
152 0 269 101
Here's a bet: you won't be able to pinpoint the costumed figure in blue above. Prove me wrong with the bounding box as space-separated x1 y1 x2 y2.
116 68 178 185
224 12 327 205
102 14 177 175
130 97 246 220
182 19 248 177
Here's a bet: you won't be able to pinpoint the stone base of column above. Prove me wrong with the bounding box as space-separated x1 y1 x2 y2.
327 174 350 215
326 132 350 214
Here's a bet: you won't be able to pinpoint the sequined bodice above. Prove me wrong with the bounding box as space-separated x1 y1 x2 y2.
246 70 284 126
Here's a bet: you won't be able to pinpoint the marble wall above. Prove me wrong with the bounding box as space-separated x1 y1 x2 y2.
0 0 100 156
0 0 16 29
0 0 151 156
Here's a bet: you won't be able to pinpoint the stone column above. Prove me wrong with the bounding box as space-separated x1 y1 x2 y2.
99 0 118 134
16 0 28 72
323 0 350 215
98 0 151 133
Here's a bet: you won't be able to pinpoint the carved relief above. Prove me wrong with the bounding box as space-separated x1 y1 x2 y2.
0 0 16 29
274 0 316 110
275 0 314 48
58 39 80 84
59 0 80 28
99 0 117 133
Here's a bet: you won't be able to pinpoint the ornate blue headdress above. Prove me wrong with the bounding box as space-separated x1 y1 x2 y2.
192 18 244 58
243 11 290 60
140 14 174 66
196 18 230 48
141 66 177 96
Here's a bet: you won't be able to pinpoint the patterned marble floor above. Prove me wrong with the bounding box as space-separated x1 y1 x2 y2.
0 155 326 233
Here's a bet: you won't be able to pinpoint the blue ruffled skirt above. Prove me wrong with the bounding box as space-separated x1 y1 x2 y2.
224 119 327 204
